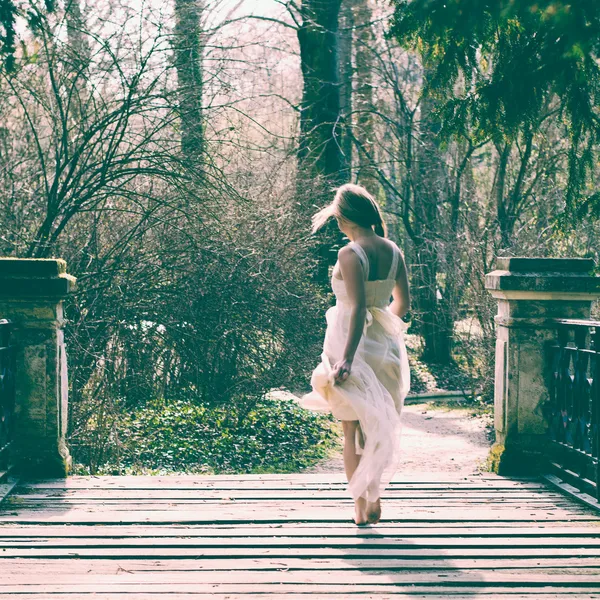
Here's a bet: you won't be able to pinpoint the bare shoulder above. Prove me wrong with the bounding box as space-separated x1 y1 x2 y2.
387 238 404 257
338 244 360 263
385 237 399 251
337 244 363 272
372 237 398 259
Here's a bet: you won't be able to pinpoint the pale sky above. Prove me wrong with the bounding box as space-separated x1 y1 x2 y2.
210 0 287 27
216 0 283 18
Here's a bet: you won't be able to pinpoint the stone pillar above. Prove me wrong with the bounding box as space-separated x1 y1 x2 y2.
485 257 600 475
0 258 76 478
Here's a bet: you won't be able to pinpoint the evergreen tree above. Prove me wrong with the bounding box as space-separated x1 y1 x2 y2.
388 0 600 216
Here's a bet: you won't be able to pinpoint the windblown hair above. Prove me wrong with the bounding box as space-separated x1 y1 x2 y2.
311 183 388 237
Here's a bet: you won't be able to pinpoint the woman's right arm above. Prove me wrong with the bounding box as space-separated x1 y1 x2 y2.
389 247 410 318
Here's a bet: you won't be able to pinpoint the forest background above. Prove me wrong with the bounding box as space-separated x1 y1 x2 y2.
0 0 598 475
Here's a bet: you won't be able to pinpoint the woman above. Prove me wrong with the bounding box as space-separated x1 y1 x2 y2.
300 183 411 525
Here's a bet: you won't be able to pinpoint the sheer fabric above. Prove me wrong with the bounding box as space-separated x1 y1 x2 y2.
300 240 410 502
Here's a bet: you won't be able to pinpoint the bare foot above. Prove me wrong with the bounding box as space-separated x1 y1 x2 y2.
366 498 381 524
354 497 368 525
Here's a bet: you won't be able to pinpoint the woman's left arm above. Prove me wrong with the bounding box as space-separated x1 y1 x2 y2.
332 246 367 384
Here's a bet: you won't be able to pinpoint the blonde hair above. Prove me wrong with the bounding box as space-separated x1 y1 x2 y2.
311 183 387 237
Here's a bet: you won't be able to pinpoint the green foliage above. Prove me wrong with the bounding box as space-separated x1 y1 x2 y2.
388 0 600 215
71 396 340 476
404 331 483 400
0 0 53 71
0 0 18 71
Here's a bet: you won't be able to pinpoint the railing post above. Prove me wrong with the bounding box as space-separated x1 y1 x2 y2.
0 320 15 475
485 257 600 475
0 258 76 478
594 329 600 497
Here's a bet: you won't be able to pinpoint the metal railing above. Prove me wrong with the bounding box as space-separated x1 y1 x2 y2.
548 319 600 501
0 319 15 477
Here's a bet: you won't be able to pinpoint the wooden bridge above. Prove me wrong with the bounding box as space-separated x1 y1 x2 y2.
1 258 600 597
1 472 600 598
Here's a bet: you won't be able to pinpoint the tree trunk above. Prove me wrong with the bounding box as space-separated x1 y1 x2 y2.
338 0 354 181
174 0 205 160
297 0 345 285
411 75 453 364
352 0 379 197
297 0 345 188
495 142 512 250
66 0 91 74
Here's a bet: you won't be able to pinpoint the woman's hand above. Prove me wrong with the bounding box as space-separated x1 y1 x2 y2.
332 358 353 384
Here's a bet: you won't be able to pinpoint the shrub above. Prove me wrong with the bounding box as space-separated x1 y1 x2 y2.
71 396 340 475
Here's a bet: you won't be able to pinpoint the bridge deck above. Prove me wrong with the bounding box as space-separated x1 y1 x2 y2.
1 473 600 598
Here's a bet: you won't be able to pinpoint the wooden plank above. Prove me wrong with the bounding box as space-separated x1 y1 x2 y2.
5 490 572 502
6 586 600 600
13 489 568 499
1 524 598 537
19 478 548 490
3 535 600 548
19 473 519 482
6 588 600 600
0 500 590 510
18 475 518 484
14 488 557 497
1 520 597 530
0 499 590 512
2 583 600 594
18 482 551 491
6 495 574 505
1 511 595 524
3 547 600 560
7 489 571 500
543 473 600 513
2 584 600 595
0 514 595 525
0 499 592 511
2 563 600 582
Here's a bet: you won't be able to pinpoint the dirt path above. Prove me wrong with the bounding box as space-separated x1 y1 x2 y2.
305 402 495 476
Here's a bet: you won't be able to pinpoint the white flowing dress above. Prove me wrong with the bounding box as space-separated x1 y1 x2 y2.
300 240 410 502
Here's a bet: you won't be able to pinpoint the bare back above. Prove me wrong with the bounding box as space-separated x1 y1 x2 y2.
333 237 398 282
333 236 410 319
